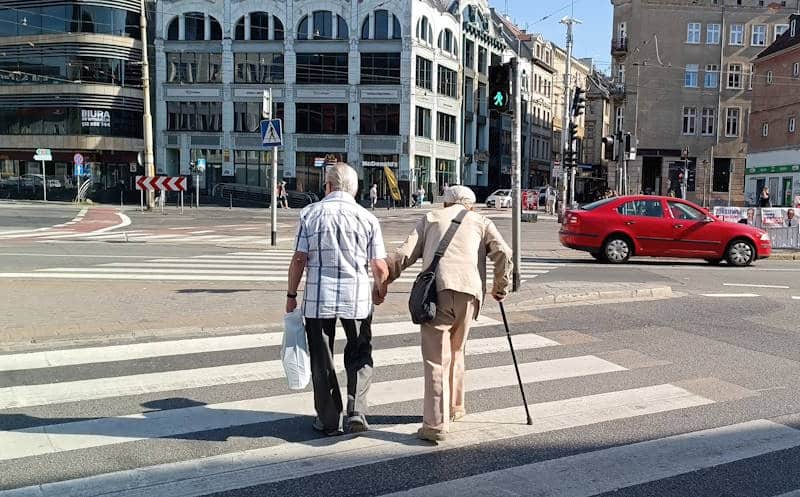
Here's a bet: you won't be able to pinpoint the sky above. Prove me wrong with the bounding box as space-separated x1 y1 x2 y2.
489 0 614 74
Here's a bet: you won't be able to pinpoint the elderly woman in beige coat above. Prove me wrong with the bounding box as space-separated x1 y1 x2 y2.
384 185 513 442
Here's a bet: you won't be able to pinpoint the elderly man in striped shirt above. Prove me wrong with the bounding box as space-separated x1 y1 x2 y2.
286 163 390 436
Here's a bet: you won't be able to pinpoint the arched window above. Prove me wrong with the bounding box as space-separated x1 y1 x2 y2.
209 16 222 40
273 16 284 40
167 17 179 40
393 14 401 39
298 15 309 40
337 15 349 39
438 29 457 56
184 12 205 41
250 12 269 40
361 15 370 39
416 17 433 44
374 10 389 39
312 11 332 39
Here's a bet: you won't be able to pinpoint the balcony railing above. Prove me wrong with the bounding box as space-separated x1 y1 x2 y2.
611 37 628 55
609 82 626 99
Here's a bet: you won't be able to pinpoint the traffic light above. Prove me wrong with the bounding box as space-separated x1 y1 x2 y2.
489 62 512 113
571 87 586 117
568 121 579 146
563 148 578 167
624 132 632 154
602 135 617 161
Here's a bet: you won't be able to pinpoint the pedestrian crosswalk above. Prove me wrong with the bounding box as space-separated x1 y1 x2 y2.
0 251 562 283
0 313 791 496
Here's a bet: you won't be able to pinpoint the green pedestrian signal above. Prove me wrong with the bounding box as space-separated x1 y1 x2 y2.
493 91 505 107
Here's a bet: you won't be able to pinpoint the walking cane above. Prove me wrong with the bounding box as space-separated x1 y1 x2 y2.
499 301 533 425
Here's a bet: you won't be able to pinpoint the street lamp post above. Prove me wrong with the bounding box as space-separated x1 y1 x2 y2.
140 0 156 209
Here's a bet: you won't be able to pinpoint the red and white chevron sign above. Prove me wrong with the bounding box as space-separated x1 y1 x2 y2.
135 176 187 192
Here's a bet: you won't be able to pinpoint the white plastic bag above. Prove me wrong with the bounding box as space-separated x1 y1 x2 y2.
281 309 311 390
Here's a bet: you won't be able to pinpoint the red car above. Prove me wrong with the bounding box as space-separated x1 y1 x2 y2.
559 196 772 266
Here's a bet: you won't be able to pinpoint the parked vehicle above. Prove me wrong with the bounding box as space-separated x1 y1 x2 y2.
486 189 512 208
559 195 772 266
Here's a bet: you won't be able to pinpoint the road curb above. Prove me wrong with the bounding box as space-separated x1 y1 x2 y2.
768 252 800 261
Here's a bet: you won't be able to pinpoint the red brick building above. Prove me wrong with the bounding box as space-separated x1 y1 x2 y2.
747 14 800 207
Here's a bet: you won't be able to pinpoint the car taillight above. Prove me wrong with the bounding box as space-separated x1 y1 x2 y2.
566 213 581 225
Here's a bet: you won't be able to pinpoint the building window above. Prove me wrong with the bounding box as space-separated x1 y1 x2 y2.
295 103 348 134
751 24 767 46
725 107 740 137
360 103 399 135
707 23 721 44
233 12 275 41
687 22 701 44
477 82 486 115
789 117 796 133
617 64 626 84
233 53 284 84
165 52 223 84
712 159 731 193
437 65 458 98
438 29 457 56
182 12 222 41
729 24 744 45
792 19 797 37
234 101 283 132
415 56 432 90
464 39 474 69
295 53 348 84
775 24 790 40
682 107 697 135
615 106 624 133
360 53 400 85
727 63 742 89
415 106 431 138
704 64 719 88
478 47 488 74
437 112 456 142
416 16 432 44
749 64 754 90
793 62 800 78
767 70 774 84
166 101 222 132
685 64 699 87
464 76 474 111
761 122 769 136
312 11 332 39
701 108 715 136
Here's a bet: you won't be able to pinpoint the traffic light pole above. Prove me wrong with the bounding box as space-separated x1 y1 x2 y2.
511 58 522 292
559 16 580 215
139 0 156 209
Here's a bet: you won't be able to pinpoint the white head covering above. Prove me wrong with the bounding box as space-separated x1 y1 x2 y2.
443 185 476 207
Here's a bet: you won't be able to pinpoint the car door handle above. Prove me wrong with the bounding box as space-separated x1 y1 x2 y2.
673 224 684 229
625 221 635 225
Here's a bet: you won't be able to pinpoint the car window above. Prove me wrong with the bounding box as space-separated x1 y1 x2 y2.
497 190 510 196
617 200 664 218
668 201 705 220
580 197 616 211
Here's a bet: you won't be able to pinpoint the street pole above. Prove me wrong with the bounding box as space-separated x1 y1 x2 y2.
41 160 47 201
264 89 278 247
559 16 580 215
511 58 522 292
140 0 156 209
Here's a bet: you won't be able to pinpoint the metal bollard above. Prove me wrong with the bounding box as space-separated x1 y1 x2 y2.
229 192 233 210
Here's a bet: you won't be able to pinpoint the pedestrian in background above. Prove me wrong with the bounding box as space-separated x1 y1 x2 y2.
759 187 771 207
369 184 378 211
286 163 389 436
417 186 425 208
278 181 289 209
383 185 512 442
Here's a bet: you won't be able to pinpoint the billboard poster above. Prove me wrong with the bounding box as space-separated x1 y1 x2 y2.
761 208 785 227
713 206 743 223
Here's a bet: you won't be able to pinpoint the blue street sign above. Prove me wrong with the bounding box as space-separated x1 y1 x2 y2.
196 158 206 172
260 119 283 147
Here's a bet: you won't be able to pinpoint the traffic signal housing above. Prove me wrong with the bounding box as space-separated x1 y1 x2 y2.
489 62 512 114
567 121 579 147
602 135 617 161
571 87 586 117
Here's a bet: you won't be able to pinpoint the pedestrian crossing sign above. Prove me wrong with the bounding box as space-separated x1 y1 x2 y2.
260 119 283 147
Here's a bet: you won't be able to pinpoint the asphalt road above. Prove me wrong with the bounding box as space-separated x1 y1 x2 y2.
0 202 81 231
2 203 800 496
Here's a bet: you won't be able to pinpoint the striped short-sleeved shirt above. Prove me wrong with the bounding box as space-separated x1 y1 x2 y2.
294 191 386 320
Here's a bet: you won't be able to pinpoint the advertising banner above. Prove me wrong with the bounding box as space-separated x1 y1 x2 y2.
761 208 785 227
712 206 743 223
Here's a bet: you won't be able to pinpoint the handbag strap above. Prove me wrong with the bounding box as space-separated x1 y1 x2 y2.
427 208 469 273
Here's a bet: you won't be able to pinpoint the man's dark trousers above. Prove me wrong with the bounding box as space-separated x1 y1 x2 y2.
305 315 374 431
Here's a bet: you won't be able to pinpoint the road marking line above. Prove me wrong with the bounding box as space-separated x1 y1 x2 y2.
0 355 624 461
38 268 324 275
188 230 215 234
0 317 500 371
700 293 760 298
792 296 800 300
0 384 712 497
380 420 800 497
723 283 790 289
0 334 558 410
0 253 153 259
0 230 74 239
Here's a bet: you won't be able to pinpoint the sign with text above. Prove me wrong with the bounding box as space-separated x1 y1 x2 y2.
81 109 111 128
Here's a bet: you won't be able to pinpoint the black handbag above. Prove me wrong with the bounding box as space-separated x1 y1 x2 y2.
409 209 468 324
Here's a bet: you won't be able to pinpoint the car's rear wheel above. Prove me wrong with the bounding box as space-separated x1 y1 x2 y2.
725 239 756 267
603 236 632 264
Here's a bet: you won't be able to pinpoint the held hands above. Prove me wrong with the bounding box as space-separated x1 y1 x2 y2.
372 282 388 305
492 292 506 302
286 297 298 314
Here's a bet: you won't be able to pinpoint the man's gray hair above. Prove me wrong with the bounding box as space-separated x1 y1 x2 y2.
326 163 359 196
443 185 476 208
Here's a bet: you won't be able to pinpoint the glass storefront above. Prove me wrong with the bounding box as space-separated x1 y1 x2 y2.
233 150 284 188
0 108 143 138
435 159 457 196
294 152 345 195
0 5 141 39
362 154 399 204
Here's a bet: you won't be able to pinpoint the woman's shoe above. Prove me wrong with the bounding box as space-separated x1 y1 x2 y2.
416 427 447 443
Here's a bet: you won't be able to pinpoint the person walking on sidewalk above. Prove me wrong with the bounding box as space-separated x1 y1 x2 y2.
286 163 390 436
369 184 378 210
278 181 289 209
382 185 513 443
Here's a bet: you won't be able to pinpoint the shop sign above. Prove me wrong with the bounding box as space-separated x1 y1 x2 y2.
362 161 398 168
746 164 800 175
81 109 111 128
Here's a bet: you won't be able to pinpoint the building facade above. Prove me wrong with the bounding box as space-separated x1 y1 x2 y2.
611 0 797 206
155 0 476 203
747 13 800 207
0 0 145 200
